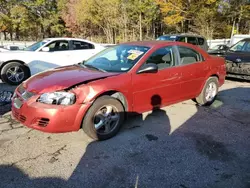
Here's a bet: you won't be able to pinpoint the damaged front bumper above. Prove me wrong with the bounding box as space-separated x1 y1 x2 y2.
226 61 250 80
11 88 91 133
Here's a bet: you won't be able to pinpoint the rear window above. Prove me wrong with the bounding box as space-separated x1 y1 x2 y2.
198 38 205 45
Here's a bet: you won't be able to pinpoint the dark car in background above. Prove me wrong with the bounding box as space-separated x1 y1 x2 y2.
157 34 209 51
208 44 230 56
224 38 250 80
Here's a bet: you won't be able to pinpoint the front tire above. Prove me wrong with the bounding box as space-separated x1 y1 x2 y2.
196 77 219 106
0 62 30 85
82 95 125 140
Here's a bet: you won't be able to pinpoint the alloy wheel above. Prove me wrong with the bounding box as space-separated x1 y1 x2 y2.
6 66 24 83
94 105 120 134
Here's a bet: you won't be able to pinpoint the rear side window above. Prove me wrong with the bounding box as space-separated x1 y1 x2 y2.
72 40 95 50
187 37 198 45
198 38 205 45
178 46 202 65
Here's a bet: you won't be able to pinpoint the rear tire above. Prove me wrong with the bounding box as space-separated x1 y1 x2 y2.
82 95 125 141
1 62 30 85
196 77 219 106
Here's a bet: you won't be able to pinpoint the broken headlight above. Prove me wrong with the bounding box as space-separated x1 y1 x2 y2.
38 92 76 105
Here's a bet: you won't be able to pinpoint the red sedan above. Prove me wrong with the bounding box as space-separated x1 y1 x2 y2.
11 41 226 140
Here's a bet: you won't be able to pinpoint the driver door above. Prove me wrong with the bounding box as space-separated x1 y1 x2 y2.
132 46 183 113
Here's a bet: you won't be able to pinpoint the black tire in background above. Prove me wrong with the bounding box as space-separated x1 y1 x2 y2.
82 95 125 141
196 77 219 106
0 62 30 85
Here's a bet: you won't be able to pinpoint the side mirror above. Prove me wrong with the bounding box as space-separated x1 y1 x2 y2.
41 47 50 52
137 63 158 74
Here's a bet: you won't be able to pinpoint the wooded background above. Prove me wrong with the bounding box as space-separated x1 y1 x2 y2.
0 0 249 43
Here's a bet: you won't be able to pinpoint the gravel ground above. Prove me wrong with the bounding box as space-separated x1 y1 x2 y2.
0 79 250 188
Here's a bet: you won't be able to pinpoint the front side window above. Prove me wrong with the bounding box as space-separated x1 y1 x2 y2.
72 40 95 50
178 46 202 65
145 46 175 70
187 37 198 45
46 40 69 52
81 45 150 72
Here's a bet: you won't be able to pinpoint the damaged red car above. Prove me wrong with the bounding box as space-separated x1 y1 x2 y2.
11 41 226 140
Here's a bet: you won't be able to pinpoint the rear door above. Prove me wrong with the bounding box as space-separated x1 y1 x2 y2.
176 45 208 99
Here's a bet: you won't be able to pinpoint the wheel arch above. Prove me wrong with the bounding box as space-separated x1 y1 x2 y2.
0 60 31 77
78 90 129 130
93 90 129 111
196 74 219 97
210 74 219 80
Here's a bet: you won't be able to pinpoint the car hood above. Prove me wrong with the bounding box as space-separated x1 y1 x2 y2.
0 50 29 54
23 65 120 93
0 51 32 60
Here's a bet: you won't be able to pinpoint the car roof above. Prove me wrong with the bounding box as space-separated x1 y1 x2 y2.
120 40 208 48
159 34 205 38
43 37 97 43
120 40 175 47
120 40 210 59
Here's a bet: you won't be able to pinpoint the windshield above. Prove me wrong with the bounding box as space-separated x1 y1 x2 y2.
229 40 250 52
24 40 48 51
81 45 150 72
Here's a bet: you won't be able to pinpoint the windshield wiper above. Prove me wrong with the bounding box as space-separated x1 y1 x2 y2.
81 64 106 72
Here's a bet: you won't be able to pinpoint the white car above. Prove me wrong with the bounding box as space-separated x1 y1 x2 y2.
0 38 106 85
0 47 9 52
